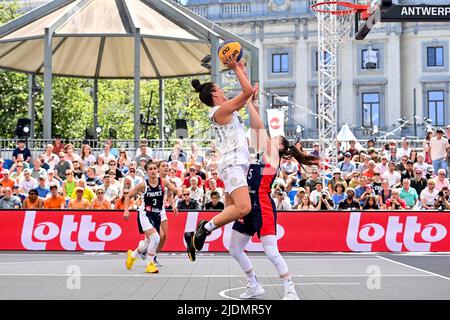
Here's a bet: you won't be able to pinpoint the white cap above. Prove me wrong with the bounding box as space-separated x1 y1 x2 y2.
333 168 342 174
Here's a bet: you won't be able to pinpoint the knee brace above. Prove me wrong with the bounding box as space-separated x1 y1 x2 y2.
147 233 160 255
262 236 289 276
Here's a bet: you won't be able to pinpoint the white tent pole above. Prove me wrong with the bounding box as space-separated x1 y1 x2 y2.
28 74 35 139
159 79 165 149
43 28 52 140
134 28 141 145
210 35 221 87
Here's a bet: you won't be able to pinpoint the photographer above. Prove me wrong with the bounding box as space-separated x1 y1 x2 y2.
433 187 450 210
316 190 335 211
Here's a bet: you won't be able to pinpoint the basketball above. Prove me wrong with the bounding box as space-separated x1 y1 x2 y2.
217 40 243 64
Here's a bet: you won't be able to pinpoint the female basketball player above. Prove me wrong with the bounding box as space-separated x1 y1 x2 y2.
229 84 319 300
124 161 179 273
189 57 254 252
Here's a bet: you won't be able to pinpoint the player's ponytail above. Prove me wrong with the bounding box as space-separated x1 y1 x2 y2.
191 79 216 107
278 136 319 166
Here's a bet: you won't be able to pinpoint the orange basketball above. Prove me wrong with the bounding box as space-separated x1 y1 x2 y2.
218 40 243 64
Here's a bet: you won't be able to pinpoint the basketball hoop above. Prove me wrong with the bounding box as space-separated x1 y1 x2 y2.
310 1 370 47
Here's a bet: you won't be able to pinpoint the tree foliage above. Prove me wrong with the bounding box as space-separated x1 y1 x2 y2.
0 2 214 144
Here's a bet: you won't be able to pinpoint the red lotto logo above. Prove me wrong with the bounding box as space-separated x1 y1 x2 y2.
270 117 281 130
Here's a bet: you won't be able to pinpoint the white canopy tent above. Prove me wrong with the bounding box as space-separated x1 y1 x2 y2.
0 0 260 141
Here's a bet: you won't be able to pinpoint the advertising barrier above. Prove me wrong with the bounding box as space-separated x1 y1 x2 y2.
0 210 449 252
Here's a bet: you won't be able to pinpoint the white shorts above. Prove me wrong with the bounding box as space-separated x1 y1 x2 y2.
220 164 249 195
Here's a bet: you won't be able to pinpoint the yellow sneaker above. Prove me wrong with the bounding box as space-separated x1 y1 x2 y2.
125 249 137 270
145 261 159 273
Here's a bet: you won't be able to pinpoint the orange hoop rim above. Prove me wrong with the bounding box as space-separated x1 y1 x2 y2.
311 1 369 16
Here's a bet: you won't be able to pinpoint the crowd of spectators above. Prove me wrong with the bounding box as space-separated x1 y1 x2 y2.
0 125 450 211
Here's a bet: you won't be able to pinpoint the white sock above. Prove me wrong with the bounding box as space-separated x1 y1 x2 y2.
204 220 217 232
246 269 258 286
282 276 293 290
131 250 139 259
148 255 156 263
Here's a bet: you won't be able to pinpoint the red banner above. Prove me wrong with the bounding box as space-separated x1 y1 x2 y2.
0 210 449 252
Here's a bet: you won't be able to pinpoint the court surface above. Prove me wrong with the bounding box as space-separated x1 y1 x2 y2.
0 251 449 300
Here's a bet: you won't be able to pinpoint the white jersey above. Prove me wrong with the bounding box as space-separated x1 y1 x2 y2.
209 106 250 171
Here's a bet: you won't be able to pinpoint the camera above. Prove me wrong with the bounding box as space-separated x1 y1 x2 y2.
321 192 328 199
438 191 444 197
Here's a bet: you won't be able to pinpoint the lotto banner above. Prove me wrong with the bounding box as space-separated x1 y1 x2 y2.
0 210 449 252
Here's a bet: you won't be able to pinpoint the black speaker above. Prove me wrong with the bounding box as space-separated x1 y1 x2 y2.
175 119 188 139
16 118 31 138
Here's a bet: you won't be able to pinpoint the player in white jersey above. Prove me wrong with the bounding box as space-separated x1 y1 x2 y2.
187 58 254 257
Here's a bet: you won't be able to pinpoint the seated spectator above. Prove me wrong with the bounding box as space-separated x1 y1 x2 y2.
337 152 356 183
327 169 347 194
128 165 144 186
305 167 321 194
310 142 320 157
362 160 377 182
0 169 15 189
85 166 103 188
386 189 406 210
293 187 307 208
187 143 206 168
426 165 436 180
169 160 184 178
168 168 182 188
274 190 292 210
0 158 5 180
94 154 109 177
46 169 61 188
388 146 400 163
205 151 219 172
433 187 450 210
183 166 203 188
31 158 47 180
357 155 371 173
107 159 125 180
396 154 409 172
309 181 325 207
414 153 428 178
204 191 225 210
362 195 379 210
64 144 81 163
117 148 130 174
105 139 120 158
194 162 206 181
338 188 361 210
10 161 25 181
99 144 116 164
188 177 204 207
315 190 334 210
54 152 72 182
134 143 152 164
281 158 299 192
44 184 66 209
295 194 314 210
135 138 154 159
0 187 21 209
36 176 50 199
12 185 26 202
368 147 380 163
377 180 392 210
41 144 58 170
410 167 427 196
400 160 415 184
204 178 224 203
355 176 374 206
434 169 450 192
398 138 412 158
376 155 389 176
177 191 200 210
70 180 95 202
19 169 38 194
80 144 96 169
103 174 119 204
115 189 136 210
72 160 85 180
420 179 439 210
205 170 225 190
399 178 419 209
12 139 31 163
52 135 65 155
346 140 360 158
69 187 91 209
348 171 361 189
62 170 76 198
22 189 44 209
91 187 112 210
371 171 383 195
332 183 346 209
382 161 401 187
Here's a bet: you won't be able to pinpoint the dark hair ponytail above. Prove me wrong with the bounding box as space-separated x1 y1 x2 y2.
191 79 215 107
279 136 319 166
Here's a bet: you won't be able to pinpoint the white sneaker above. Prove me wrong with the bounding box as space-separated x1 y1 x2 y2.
282 284 300 300
240 283 265 299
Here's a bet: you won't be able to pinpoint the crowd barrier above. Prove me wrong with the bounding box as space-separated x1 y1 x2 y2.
0 210 449 252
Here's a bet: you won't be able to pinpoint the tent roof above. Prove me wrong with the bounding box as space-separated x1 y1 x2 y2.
337 124 357 142
0 0 223 79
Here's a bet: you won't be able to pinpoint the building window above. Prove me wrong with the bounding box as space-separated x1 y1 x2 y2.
361 48 379 69
315 50 331 71
272 53 289 73
428 90 445 126
427 47 444 67
362 93 380 128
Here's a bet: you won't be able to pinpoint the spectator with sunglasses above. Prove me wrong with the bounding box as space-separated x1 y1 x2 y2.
54 152 72 182
115 189 135 210
108 160 125 180
91 187 112 210
22 189 44 209
433 169 450 192
128 165 144 186
69 186 91 209
0 187 21 209
177 191 200 210
85 166 103 188
62 170 76 198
